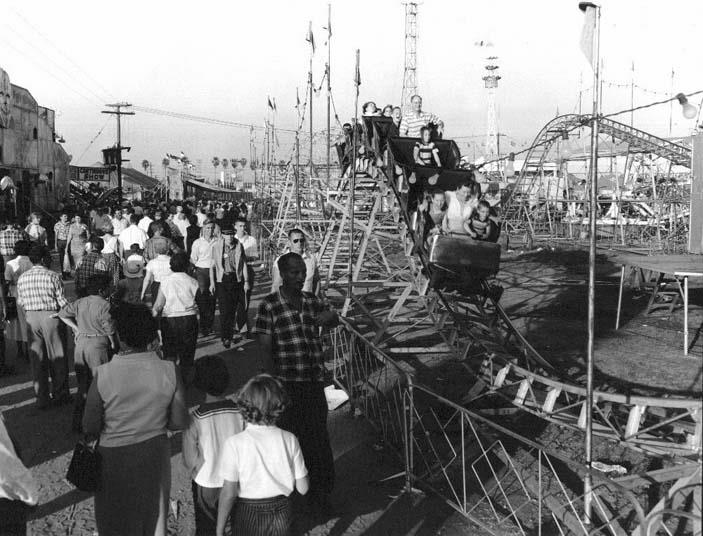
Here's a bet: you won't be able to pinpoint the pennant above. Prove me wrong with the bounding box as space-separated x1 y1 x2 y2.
579 2 597 70
306 21 315 54
296 88 300 108
273 98 277 112
268 97 274 111
354 53 361 87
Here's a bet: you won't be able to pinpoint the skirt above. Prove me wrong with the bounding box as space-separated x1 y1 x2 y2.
95 434 171 536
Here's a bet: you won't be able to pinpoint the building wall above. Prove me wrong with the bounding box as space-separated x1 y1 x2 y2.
0 66 71 220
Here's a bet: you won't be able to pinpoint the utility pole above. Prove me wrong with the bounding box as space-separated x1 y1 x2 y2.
102 102 134 203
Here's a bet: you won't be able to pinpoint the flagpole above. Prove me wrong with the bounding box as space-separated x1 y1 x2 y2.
583 1 601 526
348 49 360 310
308 20 314 187
326 3 332 192
272 101 277 197
295 89 302 223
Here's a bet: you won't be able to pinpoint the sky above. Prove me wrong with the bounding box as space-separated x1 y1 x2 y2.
1 0 701 172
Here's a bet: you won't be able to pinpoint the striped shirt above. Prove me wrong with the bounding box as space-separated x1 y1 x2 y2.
399 110 442 138
17 265 68 311
54 221 71 241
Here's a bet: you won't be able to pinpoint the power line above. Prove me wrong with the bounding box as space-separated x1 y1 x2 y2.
76 118 112 163
9 6 116 102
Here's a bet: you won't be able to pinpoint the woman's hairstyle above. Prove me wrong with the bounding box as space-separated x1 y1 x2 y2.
194 355 229 396
477 199 491 210
115 303 159 349
236 374 288 425
86 273 111 296
362 101 377 113
419 126 431 136
14 239 31 256
89 237 104 251
169 252 189 273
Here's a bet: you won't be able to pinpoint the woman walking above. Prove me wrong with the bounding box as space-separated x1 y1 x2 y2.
65 214 90 272
83 303 188 536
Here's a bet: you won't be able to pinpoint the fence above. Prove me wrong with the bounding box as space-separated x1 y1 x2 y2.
331 318 703 535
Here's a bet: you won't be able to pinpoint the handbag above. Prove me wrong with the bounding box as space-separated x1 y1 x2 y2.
4 296 17 321
66 439 101 492
62 252 72 273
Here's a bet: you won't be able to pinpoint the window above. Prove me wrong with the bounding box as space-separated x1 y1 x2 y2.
32 127 38 140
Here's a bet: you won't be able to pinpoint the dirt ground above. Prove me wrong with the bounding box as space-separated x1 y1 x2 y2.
2 246 700 535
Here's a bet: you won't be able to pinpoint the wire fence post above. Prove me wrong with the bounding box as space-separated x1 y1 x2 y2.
404 377 415 493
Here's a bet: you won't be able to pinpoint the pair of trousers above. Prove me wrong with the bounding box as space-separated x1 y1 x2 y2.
194 267 215 332
0 498 28 535
25 310 69 405
56 239 68 274
160 314 198 374
72 335 110 430
191 481 222 536
216 274 245 340
232 495 291 536
278 382 335 494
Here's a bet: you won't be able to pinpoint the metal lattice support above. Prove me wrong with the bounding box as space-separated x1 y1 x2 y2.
401 2 418 110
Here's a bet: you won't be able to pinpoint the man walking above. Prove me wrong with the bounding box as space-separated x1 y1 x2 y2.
17 245 70 409
211 225 249 348
233 217 258 334
271 228 319 294
0 222 28 265
118 214 148 257
254 252 338 510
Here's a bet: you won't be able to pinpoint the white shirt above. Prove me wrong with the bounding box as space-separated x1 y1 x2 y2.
182 400 244 488
111 217 128 236
145 255 173 283
102 235 118 255
174 215 190 238
218 424 307 499
138 216 153 233
0 414 39 504
236 234 258 260
159 272 198 317
118 224 148 251
196 212 207 226
190 238 216 268
271 251 317 293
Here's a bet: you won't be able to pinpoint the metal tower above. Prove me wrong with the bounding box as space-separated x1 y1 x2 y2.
401 2 418 110
482 57 501 158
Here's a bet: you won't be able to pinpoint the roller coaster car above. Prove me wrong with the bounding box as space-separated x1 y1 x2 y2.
427 235 501 296
362 116 394 154
428 234 501 276
388 137 462 170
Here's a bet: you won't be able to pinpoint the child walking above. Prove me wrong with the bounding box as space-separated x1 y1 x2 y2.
216 374 309 536
183 355 244 535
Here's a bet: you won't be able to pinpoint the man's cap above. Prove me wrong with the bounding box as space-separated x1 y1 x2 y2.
124 258 144 278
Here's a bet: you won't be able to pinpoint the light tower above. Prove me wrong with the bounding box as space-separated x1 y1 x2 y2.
401 2 418 109
482 57 501 159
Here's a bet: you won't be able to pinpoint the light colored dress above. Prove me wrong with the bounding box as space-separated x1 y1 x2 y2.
4 256 33 342
68 223 89 268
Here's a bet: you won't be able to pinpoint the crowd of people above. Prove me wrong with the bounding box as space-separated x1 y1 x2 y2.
0 194 342 536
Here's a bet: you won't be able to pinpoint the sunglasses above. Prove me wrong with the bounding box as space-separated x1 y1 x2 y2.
292 238 306 244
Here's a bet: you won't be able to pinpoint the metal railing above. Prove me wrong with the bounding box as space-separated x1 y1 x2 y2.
330 318 702 535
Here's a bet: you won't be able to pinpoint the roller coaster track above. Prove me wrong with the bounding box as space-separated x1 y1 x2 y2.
501 114 693 242
308 139 702 462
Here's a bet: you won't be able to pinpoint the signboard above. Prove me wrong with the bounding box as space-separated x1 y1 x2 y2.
69 166 110 183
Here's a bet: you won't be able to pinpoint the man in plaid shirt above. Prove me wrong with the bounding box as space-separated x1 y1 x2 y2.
0 223 29 264
254 251 338 510
17 245 70 409
74 237 107 297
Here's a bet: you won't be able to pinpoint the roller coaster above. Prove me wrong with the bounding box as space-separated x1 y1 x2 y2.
262 115 701 534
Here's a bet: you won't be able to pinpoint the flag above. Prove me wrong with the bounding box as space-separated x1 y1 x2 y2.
306 21 315 54
579 2 597 70
354 50 361 88
268 97 274 111
296 88 300 109
273 98 277 112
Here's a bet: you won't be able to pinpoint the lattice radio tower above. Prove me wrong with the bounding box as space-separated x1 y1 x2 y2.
482 57 501 158
401 2 419 109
